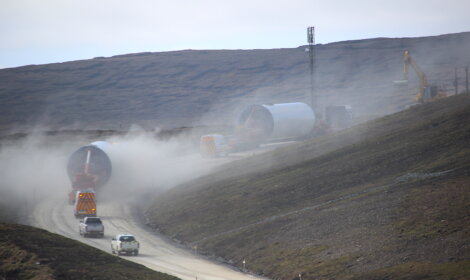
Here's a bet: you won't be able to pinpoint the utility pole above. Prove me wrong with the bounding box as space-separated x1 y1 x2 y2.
454 68 459 95
466 66 469 94
307 26 316 110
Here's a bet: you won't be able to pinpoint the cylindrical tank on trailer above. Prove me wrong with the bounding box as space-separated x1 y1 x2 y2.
238 102 315 141
67 141 112 189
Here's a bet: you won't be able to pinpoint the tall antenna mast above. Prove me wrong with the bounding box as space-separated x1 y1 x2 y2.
307 26 316 110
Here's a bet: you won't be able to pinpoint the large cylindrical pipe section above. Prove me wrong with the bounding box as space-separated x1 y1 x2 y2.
238 102 315 142
67 141 112 190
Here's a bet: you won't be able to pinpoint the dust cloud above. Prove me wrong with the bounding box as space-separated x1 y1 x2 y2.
0 127 223 222
99 127 217 203
0 131 78 223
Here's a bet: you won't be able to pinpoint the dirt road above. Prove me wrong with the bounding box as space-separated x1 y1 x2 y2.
30 194 264 280
26 142 294 280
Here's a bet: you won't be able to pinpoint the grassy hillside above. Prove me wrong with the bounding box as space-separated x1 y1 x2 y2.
146 94 470 279
0 223 180 280
1 32 469 134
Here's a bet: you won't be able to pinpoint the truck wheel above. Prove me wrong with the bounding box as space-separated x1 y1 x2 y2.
134 250 139 256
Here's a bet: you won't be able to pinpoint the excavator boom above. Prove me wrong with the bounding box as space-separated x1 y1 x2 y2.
403 50 429 102
396 50 447 104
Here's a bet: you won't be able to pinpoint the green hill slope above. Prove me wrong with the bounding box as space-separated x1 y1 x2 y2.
0 223 179 280
146 94 470 279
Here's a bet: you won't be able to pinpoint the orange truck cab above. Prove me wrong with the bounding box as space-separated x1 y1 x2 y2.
200 134 229 157
68 173 96 205
74 190 97 218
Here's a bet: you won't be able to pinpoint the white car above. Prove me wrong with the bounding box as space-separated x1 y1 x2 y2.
111 234 140 256
79 217 104 238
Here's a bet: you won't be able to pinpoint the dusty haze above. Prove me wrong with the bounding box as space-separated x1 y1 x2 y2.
0 127 224 222
1 32 469 135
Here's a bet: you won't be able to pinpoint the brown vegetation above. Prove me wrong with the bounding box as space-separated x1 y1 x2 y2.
0 223 180 280
1 32 469 135
146 94 470 279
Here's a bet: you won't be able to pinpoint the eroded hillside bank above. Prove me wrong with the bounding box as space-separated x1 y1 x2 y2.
146 94 470 280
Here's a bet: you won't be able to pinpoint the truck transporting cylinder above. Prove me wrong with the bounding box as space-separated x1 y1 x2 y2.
67 141 112 204
67 141 112 189
237 102 315 142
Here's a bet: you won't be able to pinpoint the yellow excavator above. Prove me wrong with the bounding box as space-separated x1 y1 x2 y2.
395 50 447 103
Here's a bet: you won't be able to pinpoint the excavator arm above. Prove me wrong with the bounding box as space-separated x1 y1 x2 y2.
403 50 428 102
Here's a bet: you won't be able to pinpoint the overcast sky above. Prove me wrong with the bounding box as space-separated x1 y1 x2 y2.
1 0 469 69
